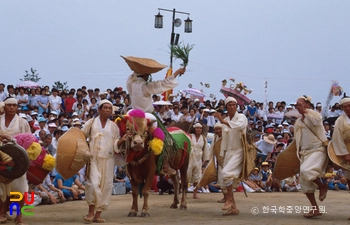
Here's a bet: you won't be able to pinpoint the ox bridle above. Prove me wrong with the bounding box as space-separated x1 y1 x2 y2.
122 118 150 167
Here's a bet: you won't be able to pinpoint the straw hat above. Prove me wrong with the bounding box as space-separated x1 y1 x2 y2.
197 157 217 188
273 140 300 180
0 143 30 183
121 56 167 75
263 134 277 144
261 162 269 166
56 128 91 179
327 141 350 170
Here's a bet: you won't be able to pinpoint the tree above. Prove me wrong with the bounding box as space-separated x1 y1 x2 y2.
52 81 69 91
20 68 41 82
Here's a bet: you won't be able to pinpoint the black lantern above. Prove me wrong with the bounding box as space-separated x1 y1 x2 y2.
154 12 163 29
184 17 192 33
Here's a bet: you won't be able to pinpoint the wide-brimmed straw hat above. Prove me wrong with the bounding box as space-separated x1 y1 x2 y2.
263 134 277 144
273 140 300 180
56 127 91 179
328 141 350 170
121 56 167 75
0 142 30 184
197 157 217 188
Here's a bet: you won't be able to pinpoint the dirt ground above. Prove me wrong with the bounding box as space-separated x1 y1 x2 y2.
15 190 350 225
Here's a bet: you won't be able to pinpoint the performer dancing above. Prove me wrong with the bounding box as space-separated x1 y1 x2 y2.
122 56 185 175
215 97 248 216
188 123 209 199
0 97 31 225
294 95 328 218
82 99 121 223
330 94 350 220
210 122 226 203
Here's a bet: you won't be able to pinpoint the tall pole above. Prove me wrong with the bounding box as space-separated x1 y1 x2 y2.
170 8 175 68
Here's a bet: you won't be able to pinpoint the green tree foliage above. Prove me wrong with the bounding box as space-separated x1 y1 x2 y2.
20 68 41 82
52 81 69 91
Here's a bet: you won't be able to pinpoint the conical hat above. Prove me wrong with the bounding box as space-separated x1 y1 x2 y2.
273 140 300 180
197 157 217 188
121 56 167 74
327 141 350 170
56 128 90 179
0 143 30 183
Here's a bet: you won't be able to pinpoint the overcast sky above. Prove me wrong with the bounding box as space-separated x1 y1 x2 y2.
1 1 349 105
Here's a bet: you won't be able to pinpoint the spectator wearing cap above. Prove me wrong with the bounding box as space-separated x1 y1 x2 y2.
16 87 29 108
200 108 215 133
49 88 62 115
48 122 57 137
34 117 49 138
255 134 277 161
281 129 291 144
168 94 175 103
73 120 82 128
260 161 273 192
315 102 322 114
37 89 50 115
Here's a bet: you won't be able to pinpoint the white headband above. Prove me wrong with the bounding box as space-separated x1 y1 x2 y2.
224 97 237 105
4 98 18 105
193 123 203 128
0 98 18 113
340 97 350 106
99 99 113 108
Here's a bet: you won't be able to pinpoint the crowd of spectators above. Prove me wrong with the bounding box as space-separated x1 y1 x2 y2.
0 82 347 203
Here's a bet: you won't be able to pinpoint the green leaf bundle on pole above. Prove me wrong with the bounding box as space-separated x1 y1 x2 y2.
170 42 194 68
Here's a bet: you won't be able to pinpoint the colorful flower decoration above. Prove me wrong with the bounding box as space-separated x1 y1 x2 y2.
13 133 56 171
149 127 165 155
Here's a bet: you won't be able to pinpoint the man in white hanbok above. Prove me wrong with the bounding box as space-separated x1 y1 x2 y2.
331 94 350 220
294 95 328 219
188 123 209 199
82 99 121 223
0 97 31 224
123 56 185 175
215 97 247 216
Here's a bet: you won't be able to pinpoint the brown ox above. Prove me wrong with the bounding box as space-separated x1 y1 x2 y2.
118 113 190 217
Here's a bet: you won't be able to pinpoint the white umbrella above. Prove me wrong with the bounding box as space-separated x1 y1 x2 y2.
266 113 283 120
182 88 205 98
284 109 301 118
153 100 172 106
16 81 40 89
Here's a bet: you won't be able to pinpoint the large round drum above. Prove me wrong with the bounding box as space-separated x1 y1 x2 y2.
0 143 30 184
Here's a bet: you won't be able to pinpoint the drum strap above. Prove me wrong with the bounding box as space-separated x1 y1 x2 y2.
85 118 95 179
302 121 329 147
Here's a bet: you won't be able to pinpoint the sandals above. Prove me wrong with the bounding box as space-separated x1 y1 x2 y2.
0 218 6 224
222 204 232 211
93 217 105 223
222 209 240 216
83 215 94 222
